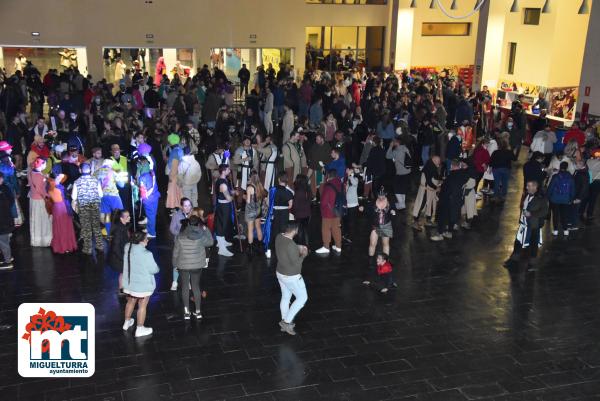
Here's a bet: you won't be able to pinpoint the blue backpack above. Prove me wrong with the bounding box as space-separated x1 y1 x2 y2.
550 173 573 204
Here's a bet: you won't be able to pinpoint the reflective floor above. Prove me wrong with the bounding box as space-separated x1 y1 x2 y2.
2 164 600 401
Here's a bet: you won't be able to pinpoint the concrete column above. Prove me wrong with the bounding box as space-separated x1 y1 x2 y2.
394 6 414 71
577 0 600 118
472 0 490 92
85 44 104 83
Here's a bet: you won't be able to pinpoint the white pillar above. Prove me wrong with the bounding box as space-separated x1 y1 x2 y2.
577 0 600 118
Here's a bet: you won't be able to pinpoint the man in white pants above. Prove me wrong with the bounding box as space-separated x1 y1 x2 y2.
275 222 308 336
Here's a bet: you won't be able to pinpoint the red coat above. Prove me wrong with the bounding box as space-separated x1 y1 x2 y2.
473 145 491 173
319 177 342 219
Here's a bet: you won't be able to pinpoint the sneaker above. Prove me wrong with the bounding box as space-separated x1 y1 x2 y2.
380 288 389 294
332 246 342 253
563 230 569 236
284 323 297 336
122 318 134 331
461 222 471 230
424 219 435 227
430 234 444 241
135 326 153 337
278 320 287 332
183 311 191 320
315 247 330 254
552 230 559 236
568 226 579 231
192 311 202 319
138 218 148 225
362 280 371 285
218 247 234 257
0 262 13 270
442 232 453 239
147 233 156 238
170 281 178 291
233 234 246 241
265 249 271 258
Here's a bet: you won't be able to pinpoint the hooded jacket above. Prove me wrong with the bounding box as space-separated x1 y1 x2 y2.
172 224 214 270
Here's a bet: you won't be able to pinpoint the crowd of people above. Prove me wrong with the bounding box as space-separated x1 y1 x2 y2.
1 58 599 337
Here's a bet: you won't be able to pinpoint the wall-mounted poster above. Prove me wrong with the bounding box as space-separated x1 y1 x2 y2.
498 78 544 97
549 86 578 120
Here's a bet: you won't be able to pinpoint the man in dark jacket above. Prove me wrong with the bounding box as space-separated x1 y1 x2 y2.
523 151 546 189
504 180 549 268
237 64 250 99
0 172 16 269
431 160 467 241
573 160 590 225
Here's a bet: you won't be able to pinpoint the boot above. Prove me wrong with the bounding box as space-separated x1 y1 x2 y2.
247 242 255 258
216 236 233 257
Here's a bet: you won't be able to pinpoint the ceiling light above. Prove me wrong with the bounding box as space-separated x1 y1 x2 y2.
31 32 40 37
410 0 417 7
450 0 457 10
541 0 550 13
510 0 519 12
578 0 589 14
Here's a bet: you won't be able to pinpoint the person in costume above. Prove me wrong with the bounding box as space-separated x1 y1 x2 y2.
110 144 132 212
94 158 123 235
48 173 77 254
257 134 278 191
263 171 294 259
72 162 104 255
166 133 183 210
233 136 259 192
360 187 395 269
205 143 227 202
28 157 53 247
282 130 307 184
215 164 235 257
136 143 160 238
504 180 549 269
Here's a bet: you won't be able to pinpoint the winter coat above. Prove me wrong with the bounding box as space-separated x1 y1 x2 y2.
178 155 202 186
172 225 214 270
547 171 575 205
122 243 159 294
108 222 129 273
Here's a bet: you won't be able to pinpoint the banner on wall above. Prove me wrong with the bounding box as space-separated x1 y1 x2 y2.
549 86 578 120
498 79 544 97
261 49 281 71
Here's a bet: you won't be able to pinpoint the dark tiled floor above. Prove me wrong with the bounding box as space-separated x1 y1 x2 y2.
3 164 600 401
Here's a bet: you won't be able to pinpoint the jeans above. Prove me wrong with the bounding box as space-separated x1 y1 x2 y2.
276 272 308 324
0 233 12 262
421 145 430 165
179 270 202 311
493 168 510 199
182 184 199 207
550 202 571 231
142 196 159 236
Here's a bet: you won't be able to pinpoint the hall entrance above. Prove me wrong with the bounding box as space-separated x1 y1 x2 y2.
209 48 294 83
0 46 88 76
101 47 195 86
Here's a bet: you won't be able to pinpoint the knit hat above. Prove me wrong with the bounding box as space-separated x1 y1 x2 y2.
137 143 152 155
167 133 180 145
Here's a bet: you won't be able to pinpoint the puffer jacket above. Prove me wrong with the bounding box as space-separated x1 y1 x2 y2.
178 154 202 186
172 225 214 270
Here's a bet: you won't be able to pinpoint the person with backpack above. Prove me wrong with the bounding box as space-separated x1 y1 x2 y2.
547 161 575 236
316 169 343 254
504 180 548 269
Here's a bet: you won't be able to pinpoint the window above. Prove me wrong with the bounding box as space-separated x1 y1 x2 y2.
305 26 384 70
507 42 517 75
421 23 471 36
306 0 387 4
523 8 541 25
